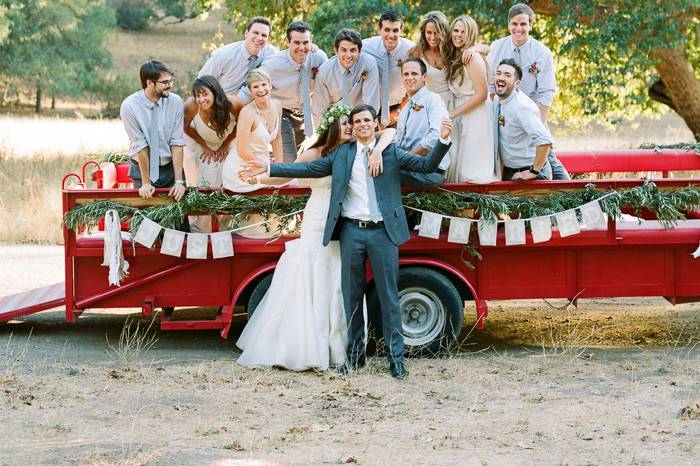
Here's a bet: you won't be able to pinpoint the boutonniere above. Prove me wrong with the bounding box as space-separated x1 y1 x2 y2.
410 102 424 112
498 114 505 126
360 70 369 80
311 66 319 79
528 62 538 74
397 58 404 68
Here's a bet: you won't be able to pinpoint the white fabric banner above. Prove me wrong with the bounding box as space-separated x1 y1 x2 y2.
133 217 161 248
530 216 552 243
580 200 608 229
418 212 443 239
555 209 581 237
211 231 234 258
447 217 471 244
160 229 185 257
477 220 497 246
505 219 526 246
186 232 208 259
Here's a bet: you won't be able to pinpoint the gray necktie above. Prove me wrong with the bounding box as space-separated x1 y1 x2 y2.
248 54 260 72
380 51 390 125
301 62 312 137
149 102 161 183
342 69 351 105
362 146 382 222
397 100 412 148
494 101 502 179
514 47 522 68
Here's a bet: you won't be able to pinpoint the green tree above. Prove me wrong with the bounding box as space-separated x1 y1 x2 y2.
109 0 213 31
224 0 700 139
0 0 115 112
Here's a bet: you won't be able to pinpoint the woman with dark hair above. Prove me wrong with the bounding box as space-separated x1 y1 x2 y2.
183 75 244 189
236 105 396 371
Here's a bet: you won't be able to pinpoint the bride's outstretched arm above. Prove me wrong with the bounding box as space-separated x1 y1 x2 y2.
368 127 397 177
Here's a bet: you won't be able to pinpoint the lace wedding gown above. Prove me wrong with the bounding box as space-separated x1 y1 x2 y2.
236 176 348 371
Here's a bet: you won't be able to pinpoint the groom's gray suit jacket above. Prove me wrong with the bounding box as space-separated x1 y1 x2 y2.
269 140 451 246
270 142 450 246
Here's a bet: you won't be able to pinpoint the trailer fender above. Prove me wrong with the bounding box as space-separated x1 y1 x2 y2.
220 263 277 339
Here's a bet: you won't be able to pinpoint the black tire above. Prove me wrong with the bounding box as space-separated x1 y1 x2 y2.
367 267 464 356
246 274 273 320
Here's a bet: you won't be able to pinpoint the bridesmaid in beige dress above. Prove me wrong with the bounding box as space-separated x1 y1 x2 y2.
409 11 452 110
442 14 498 183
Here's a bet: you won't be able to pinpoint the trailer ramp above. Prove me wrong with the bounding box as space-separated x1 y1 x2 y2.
0 283 65 321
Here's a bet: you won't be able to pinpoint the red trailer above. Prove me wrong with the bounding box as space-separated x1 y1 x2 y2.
1 149 699 354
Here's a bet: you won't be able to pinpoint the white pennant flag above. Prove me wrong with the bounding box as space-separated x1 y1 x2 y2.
447 218 471 244
505 219 526 246
160 229 186 257
186 232 208 259
477 219 497 246
418 212 443 239
211 231 234 259
555 209 581 237
691 241 700 259
133 217 161 248
530 216 552 243
580 200 607 230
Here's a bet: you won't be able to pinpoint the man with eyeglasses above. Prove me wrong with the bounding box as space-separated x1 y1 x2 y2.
120 60 186 201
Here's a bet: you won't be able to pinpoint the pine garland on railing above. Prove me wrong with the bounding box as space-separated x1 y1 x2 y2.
638 142 700 154
64 181 700 233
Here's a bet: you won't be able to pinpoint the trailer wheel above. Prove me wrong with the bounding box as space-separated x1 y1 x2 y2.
367 267 464 356
246 274 272 320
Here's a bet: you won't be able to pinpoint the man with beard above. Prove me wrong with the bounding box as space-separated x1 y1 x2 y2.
312 28 379 128
120 60 186 200
493 58 553 181
197 16 277 95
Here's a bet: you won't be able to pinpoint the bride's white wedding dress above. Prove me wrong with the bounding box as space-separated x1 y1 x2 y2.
236 176 348 371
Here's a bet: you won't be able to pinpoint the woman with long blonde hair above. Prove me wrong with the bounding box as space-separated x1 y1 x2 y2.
409 11 452 108
442 15 497 183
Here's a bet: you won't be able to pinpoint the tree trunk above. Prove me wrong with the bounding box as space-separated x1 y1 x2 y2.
51 94 56 110
35 85 42 113
653 46 700 140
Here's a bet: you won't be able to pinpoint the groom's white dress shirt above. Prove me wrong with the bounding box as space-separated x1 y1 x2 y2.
341 140 382 222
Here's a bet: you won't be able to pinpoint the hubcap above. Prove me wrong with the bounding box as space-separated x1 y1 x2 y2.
399 287 445 346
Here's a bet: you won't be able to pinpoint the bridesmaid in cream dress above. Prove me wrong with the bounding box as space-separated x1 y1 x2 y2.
409 11 453 110
442 15 498 184
183 76 244 188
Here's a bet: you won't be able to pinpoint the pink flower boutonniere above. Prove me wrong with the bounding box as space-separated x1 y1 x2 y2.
311 67 319 79
360 70 369 80
498 114 505 126
397 58 404 68
410 102 424 112
528 62 538 74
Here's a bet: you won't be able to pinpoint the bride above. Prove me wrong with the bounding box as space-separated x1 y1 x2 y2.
236 105 396 371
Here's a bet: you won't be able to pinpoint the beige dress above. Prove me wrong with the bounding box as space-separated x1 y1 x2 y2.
446 66 498 183
424 61 453 112
183 112 235 188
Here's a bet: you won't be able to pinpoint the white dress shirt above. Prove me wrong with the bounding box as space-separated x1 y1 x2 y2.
341 140 383 221
487 36 557 107
198 41 278 94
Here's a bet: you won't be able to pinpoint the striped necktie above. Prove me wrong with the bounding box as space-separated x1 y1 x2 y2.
342 69 352 105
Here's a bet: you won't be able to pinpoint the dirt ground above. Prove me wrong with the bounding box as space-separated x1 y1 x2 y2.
0 245 698 465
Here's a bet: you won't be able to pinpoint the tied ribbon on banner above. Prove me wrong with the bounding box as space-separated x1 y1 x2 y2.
102 209 129 286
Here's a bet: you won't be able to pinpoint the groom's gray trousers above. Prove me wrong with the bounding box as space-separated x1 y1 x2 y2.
340 220 403 364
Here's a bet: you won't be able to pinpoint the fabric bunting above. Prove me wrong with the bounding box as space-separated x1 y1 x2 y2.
186 233 209 259
580 200 608 229
447 217 471 244
133 216 161 248
477 220 497 246
505 219 526 246
530 216 552 244
418 212 443 239
211 231 234 259
555 209 581 237
160 229 185 257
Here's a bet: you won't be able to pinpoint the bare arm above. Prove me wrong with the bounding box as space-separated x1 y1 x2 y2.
168 145 186 201
235 105 259 162
270 102 283 163
538 104 550 125
134 147 155 198
451 56 488 118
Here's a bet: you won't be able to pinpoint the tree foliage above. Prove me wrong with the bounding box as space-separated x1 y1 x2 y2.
108 0 213 31
0 0 115 110
223 0 700 137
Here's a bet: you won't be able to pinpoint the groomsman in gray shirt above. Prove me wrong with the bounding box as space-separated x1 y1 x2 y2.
312 28 379 127
493 59 553 181
198 17 277 95
487 2 568 180
395 58 450 188
362 10 415 127
241 21 327 161
120 60 186 200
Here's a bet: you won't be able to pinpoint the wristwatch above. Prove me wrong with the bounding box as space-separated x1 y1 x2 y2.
528 166 540 176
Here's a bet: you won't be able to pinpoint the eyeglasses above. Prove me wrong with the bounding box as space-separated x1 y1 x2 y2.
154 77 175 86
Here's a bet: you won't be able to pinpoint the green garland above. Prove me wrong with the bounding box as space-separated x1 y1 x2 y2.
638 142 700 155
64 181 700 234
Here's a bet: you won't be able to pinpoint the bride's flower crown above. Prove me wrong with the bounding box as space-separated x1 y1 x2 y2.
317 104 351 135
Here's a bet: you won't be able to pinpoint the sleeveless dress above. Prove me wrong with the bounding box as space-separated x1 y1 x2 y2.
236 176 348 371
183 112 235 188
424 61 453 112
222 117 278 193
446 66 498 184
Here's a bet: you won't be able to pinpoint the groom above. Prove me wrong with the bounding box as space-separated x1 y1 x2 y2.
241 104 452 379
